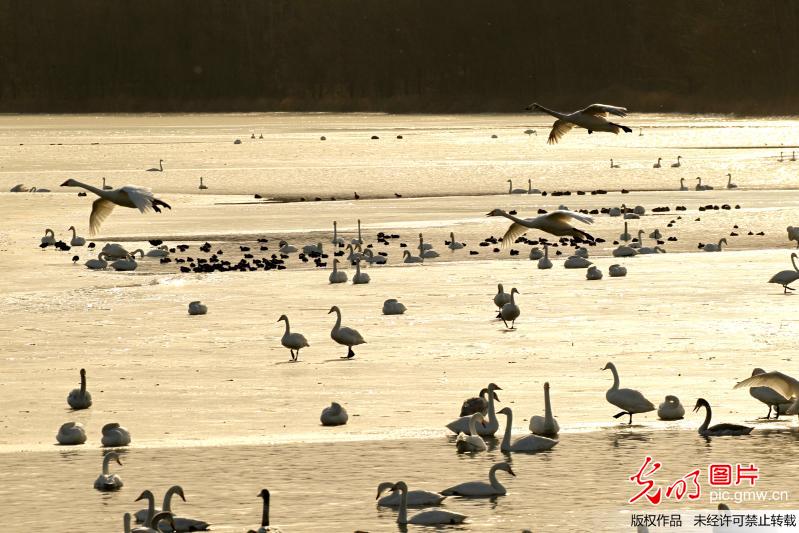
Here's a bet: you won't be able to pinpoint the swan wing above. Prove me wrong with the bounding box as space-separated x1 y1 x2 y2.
501 221 534 248
547 120 573 144
735 371 799 399
339 326 365 344
89 198 116 236
120 185 156 212
545 210 595 225
581 103 628 117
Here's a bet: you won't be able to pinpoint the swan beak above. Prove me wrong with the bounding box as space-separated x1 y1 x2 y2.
508 467 517 476
116 457 123 466
60 180 71 187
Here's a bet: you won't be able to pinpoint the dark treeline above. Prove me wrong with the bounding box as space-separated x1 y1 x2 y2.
1 0 798 114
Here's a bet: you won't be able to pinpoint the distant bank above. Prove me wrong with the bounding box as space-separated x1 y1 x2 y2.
0 1 796 114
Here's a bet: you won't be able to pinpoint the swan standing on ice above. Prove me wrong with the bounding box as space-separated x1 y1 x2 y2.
447 383 502 436
508 179 526 194
389 481 466 525
530 382 560 437
747 368 792 419
493 284 511 318
278 315 309 361
498 407 557 452
56 421 87 445
455 413 488 452
382 299 406 315
85 253 109 270
657 396 685 420
67 368 92 409
726 173 737 189
331 221 344 245
67 226 86 246
41 228 56 246
101 422 131 446
538 243 553 269
447 232 465 250
60 179 171 236
146 159 164 172
526 102 632 144
94 452 124 491
329 259 348 283
376 482 445 507
246 489 283 533
653 158 662 168
441 462 515 497
769 253 799 293
320 402 349 426
703 238 727 252
679 178 688 191
460 387 499 417
328 305 365 358
403 250 424 263
693 398 753 436
487 208 595 243
352 259 370 284
500 288 520 329
603 362 655 424
671 156 682 168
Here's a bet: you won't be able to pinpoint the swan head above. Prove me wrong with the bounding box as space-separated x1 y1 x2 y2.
104 451 123 467
327 305 340 315
277 314 288 323
664 395 680 404
258 488 271 500
486 208 505 217
135 489 154 503
487 382 502 392
170 485 187 502
391 481 409 494
510 288 519 295
497 406 512 417
495 462 516 476
80 368 86 378
544 382 550 391
752 368 766 376
525 103 540 111
601 362 615 371
692 398 710 412
479 387 500 402
60 179 79 187
376 482 394 499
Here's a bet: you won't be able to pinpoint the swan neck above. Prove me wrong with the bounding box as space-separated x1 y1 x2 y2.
544 387 553 421
102 454 111 475
282 317 290 335
80 372 86 395
609 365 619 390
70 227 76 238
124 513 131 533
699 403 711 432
792 254 799 272
508 180 512 193
397 486 408 524
489 464 504 490
261 492 270 527
162 486 181 512
544 244 549 258
71 180 106 197
144 494 155 526
468 415 478 435
534 104 565 119
486 388 497 425
501 410 512 450
333 309 341 331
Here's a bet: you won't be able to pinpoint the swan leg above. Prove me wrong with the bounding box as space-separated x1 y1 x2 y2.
502 318 510 329
347 346 355 358
627 412 633 425
495 310 502 319
774 405 780 420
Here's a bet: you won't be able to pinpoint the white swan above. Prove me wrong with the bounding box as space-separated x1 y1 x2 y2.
448 232 465 250
746 368 793 419
619 221 631 242
134 486 182 524
146 245 169 257
302 242 323 255
446 383 501 436
101 243 130 259
352 260 370 284
526 102 631 144
693 398 753 436
527 179 541 194
328 258 348 283
530 382 560 437
278 315 309 361
418 234 439 258
56 421 87 445
350 219 363 245
101 422 131 447
94 452 124 491
529 246 543 260
653 158 662 168
657 396 685 421
376 482 445 507
331 221 344 245
85 253 109 270
649 228 662 240
111 255 138 271
613 244 637 257
726 173 737 189
603 362 655 424
67 368 92 409
455 413 488 452
788 227 799 248
101 177 113 190
500 288 520 329
608 264 627 277
487 208 594 244
679 177 688 191
278 240 297 253
630 230 645 249
493 283 511 317
769 253 799 293
320 402 348 426
198 177 208 190
499 407 557 452
696 176 714 191
146 159 164 172
328 305 365 358
391 481 466 525
586 265 603 280
382 299 406 315
345 243 362 263
508 179 526 194
703 238 727 252
160 485 209 532
441 462 515 497
60 179 171 236
188 301 208 315
564 255 592 268
671 156 682 168
135 512 177 533
402 250 424 263
246 489 283 533
41 228 56 246
610 159 620 168
735 370 799 415
67 226 86 246
538 243 553 269
362 249 386 264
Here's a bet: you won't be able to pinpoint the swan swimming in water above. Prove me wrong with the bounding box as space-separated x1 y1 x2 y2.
376 482 445 507
67 368 92 409
693 398 753 436
56 421 87 445
158 485 210 532
60 179 171 236
526 102 632 144
508 179 526 194
134 486 183 524
320 402 349 426
447 231 465 250
68 226 86 246
498 407 558 452
726 173 737 189
455 412 488 452
328 305 366 358
747 368 791 419
653 158 662 168
94 451 124 491
441 462 515 497
679 177 688 191
101 422 131 446
246 489 283 532
362 249 386 264
278 240 297 254
402 250 424 263
487 208 595 244
389 481 466 525
418 234 439 258
657 396 685 420
447 383 501 436
671 156 682 168
769 253 799 293
278 314 309 361
146 159 164 172
530 382 560 437
603 362 655 424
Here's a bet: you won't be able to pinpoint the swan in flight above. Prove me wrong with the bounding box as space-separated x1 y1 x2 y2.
693 398 753 436
493 283 511 318
332 221 344 245
603 362 655 424
460 387 499 417
448 232 465 250
671 156 682 168
388 481 466 525
60 179 171 236
278 315 309 361
657 396 685 421
67 226 86 246
246 489 283 533
703 238 727 252
328 306 365 358
487 208 594 245
101 422 131 447
85 253 109 270
456 413 488 452
320 402 349 426
447 383 501 436
352 259 370 284
146 159 164 172
441 462 515 497
538 243 553 269
500 287 520 329
747 368 792 419
653 158 662 168
382 298 406 315
498 407 557 452
769 253 799 293
726 173 737 189
530 382 560 437
679 178 688 191
508 179 526 194
329 259 348 283
402 250 424 263
41 228 56 246
56 421 87 445
526 102 632 144
94 452 124 491
735 370 799 416
376 482 445 507
67 368 92 409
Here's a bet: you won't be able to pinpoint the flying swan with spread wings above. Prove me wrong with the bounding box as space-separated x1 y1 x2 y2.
526 103 632 144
